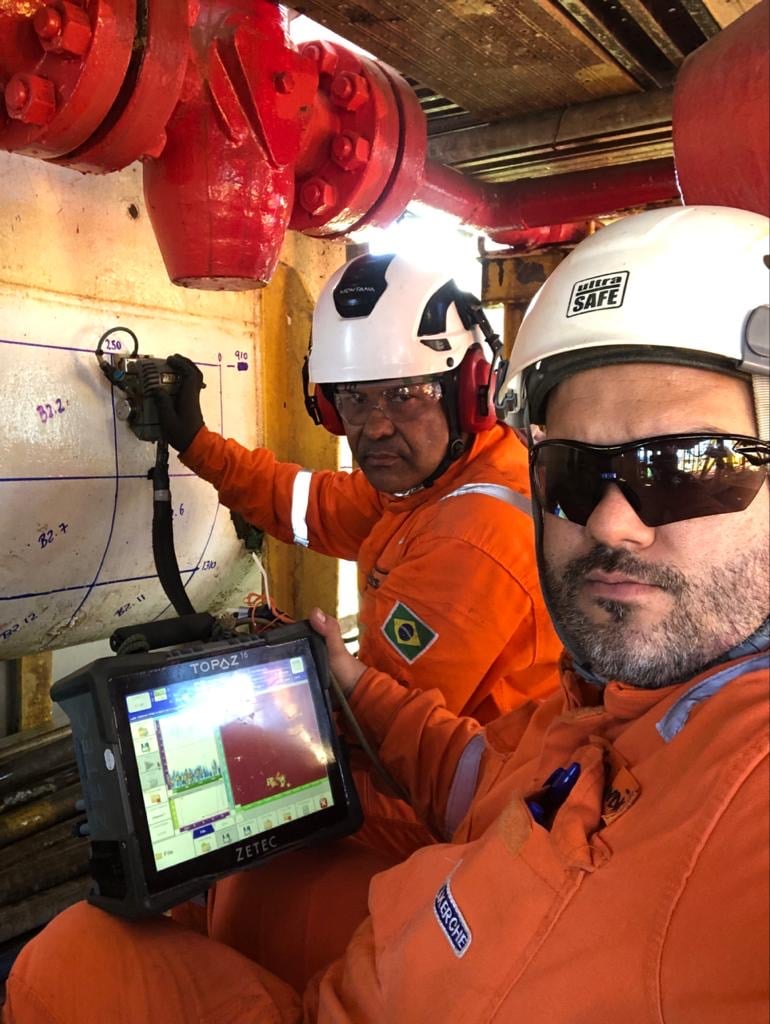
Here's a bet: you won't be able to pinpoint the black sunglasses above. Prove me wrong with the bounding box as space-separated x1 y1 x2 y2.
531 433 770 528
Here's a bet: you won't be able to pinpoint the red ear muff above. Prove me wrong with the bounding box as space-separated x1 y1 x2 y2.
457 344 498 432
302 354 346 435
314 385 346 435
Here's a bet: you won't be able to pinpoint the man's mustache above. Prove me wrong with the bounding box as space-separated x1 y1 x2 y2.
357 440 408 460
560 545 688 594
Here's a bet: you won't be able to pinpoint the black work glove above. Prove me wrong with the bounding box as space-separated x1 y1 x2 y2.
153 353 205 453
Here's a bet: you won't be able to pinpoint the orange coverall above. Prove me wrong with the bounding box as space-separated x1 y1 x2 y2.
180 422 560 721
173 422 561 977
6 649 768 1023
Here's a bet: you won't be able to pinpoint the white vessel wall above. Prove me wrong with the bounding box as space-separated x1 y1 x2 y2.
0 153 263 660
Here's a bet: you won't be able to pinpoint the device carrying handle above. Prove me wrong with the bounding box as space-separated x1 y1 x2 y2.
110 612 217 653
95 325 139 388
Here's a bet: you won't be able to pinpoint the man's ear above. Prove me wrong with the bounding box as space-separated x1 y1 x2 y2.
518 424 546 448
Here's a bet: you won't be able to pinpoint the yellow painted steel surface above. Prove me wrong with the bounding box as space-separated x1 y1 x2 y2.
259 232 347 619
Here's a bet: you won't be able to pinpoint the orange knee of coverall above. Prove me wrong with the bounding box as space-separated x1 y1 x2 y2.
3 901 301 1024
207 761 434 990
208 832 395 993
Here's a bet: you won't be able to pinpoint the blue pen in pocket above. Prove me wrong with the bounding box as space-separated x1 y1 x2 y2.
526 762 581 828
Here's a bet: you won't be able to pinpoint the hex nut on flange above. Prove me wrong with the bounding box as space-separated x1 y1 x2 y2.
300 40 339 77
299 177 337 216
33 2 92 58
273 71 295 94
4 73 57 125
330 72 369 111
331 131 370 171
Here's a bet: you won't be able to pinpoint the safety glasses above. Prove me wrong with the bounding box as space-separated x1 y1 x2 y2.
531 433 770 528
333 379 443 426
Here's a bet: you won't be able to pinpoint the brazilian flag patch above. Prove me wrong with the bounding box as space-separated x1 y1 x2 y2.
381 601 438 663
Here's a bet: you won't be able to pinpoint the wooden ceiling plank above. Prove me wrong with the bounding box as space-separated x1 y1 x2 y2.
700 0 758 27
285 0 638 119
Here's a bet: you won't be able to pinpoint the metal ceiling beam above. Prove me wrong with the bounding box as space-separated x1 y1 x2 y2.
464 139 674 184
427 88 673 166
550 0 667 87
678 0 722 35
613 0 686 65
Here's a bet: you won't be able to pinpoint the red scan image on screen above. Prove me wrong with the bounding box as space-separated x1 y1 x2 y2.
219 682 327 806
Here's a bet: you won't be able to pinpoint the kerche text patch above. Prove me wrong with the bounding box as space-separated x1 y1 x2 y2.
434 879 472 957
567 271 629 318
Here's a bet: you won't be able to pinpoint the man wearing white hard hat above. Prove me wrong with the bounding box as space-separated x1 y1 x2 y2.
6 206 768 1023
147 252 561 980
156 254 560 725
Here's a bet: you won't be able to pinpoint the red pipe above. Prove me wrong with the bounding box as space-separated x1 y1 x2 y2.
487 222 592 250
1 0 764 292
673 0 769 216
417 157 680 232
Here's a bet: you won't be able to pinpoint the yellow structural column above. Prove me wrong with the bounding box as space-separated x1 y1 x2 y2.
481 249 571 359
8 652 54 731
257 233 347 620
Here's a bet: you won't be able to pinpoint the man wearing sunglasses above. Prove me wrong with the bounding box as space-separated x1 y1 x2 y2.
6 206 767 1023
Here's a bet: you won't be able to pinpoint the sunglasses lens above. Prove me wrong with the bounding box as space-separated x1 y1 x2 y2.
533 437 768 528
532 445 599 526
627 438 769 526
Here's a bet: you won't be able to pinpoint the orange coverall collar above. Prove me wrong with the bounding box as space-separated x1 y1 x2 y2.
558 647 769 723
379 423 509 513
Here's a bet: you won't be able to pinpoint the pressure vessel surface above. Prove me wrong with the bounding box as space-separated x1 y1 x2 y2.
0 285 260 659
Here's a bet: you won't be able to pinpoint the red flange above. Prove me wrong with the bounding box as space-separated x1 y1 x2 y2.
0 0 137 159
0 4 45 86
290 43 402 237
356 61 426 231
56 0 190 172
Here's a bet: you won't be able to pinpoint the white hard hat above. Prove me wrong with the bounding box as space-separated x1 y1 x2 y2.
501 206 770 438
308 253 482 384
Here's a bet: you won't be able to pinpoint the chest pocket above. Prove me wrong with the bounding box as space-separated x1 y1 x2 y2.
363 482 531 592
370 744 609 1023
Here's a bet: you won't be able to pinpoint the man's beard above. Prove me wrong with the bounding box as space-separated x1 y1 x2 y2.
544 544 769 689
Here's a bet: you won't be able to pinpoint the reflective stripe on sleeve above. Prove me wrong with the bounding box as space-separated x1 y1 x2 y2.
441 482 531 518
443 733 487 838
291 469 313 547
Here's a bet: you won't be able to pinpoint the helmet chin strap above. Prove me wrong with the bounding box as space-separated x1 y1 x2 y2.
407 370 468 493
